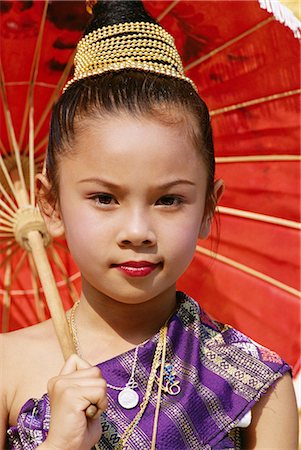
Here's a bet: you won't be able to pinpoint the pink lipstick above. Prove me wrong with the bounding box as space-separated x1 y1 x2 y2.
113 261 159 277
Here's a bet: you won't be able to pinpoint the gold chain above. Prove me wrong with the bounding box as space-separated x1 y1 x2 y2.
67 300 81 355
67 301 168 449
64 21 196 92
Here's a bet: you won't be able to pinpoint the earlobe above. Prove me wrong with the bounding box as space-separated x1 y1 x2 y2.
36 174 65 238
199 178 225 240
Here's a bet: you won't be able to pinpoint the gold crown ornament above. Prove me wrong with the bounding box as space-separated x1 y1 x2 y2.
64 10 196 91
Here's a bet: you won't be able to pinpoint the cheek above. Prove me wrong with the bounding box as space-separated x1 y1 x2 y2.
167 217 202 261
62 211 99 258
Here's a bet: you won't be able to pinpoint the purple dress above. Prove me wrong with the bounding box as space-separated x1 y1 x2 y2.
7 293 290 449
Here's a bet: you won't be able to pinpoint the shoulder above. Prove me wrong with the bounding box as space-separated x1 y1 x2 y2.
179 293 292 400
3 318 61 367
186 295 291 378
2 319 64 426
4 317 64 377
241 372 298 449
175 293 297 447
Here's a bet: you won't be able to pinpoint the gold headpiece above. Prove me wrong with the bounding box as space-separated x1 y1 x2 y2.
64 21 196 91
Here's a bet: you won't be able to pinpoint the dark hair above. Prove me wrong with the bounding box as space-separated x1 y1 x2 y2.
46 1 216 217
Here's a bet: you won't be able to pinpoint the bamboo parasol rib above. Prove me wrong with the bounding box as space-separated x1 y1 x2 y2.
2 252 11 333
196 246 301 298
10 251 27 288
18 1 48 150
210 89 301 116
218 206 301 229
216 155 301 163
27 50 76 149
0 29 75 360
0 138 8 156
184 17 274 71
157 0 179 21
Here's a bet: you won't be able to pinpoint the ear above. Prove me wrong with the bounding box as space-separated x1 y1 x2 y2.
199 178 224 239
36 174 65 238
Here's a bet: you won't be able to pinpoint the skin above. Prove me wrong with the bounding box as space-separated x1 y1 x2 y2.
0 111 298 450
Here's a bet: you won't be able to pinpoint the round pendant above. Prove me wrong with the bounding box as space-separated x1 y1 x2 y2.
118 387 139 409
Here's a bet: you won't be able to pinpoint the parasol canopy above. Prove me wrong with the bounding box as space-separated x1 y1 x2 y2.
0 1 300 372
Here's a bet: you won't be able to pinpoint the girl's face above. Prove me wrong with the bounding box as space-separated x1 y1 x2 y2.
45 111 218 305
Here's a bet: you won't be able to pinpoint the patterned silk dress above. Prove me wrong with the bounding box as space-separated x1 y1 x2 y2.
7 292 290 449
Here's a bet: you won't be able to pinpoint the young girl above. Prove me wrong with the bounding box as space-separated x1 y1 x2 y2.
0 1 298 449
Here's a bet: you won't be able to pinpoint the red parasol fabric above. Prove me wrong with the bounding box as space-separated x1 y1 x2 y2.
0 1 300 373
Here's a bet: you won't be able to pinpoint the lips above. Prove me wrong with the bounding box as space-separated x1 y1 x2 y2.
112 261 160 277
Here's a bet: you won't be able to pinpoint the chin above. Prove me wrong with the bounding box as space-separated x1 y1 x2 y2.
107 289 159 305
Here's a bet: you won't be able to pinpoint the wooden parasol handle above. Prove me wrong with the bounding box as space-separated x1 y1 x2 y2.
27 229 75 360
27 230 98 418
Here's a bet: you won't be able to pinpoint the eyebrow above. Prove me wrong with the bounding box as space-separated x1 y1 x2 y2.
78 177 196 189
79 178 120 189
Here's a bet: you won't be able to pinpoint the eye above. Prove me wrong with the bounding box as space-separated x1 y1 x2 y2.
156 195 184 207
90 193 118 206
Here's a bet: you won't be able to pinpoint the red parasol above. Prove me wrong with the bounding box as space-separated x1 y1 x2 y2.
0 1 300 373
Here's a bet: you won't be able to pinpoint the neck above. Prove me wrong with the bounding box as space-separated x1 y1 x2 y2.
76 283 178 347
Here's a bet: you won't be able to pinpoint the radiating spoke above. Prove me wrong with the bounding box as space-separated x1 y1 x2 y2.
216 155 301 163
33 135 49 155
157 0 179 21
0 139 9 156
0 153 18 201
29 106 35 206
184 17 273 71
210 89 301 116
196 245 301 298
0 240 15 254
19 1 49 149
0 218 15 228
31 49 76 143
10 251 27 287
0 65 28 204
2 252 12 332
0 198 17 218
0 181 18 212
0 209 16 224
53 240 72 254
0 244 19 268
218 206 301 229
0 226 14 234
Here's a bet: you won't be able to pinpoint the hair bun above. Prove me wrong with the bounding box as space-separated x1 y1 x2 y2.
84 0 157 35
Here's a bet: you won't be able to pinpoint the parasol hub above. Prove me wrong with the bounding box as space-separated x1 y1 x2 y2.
13 206 51 251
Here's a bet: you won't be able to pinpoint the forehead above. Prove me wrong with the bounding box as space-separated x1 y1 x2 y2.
60 111 207 185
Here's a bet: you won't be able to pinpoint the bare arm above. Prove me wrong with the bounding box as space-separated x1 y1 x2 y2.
241 372 298 449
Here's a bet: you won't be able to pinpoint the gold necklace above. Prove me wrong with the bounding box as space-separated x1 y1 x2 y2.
67 301 168 449
69 301 141 409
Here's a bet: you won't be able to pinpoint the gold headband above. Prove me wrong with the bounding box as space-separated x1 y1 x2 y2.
64 21 196 91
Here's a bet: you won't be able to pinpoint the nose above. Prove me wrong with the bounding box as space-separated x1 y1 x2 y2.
116 208 156 248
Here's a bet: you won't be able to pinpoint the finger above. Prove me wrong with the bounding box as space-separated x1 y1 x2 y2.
49 373 106 395
48 370 105 397
86 394 108 420
59 366 103 381
67 386 107 415
82 386 108 410
59 354 93 375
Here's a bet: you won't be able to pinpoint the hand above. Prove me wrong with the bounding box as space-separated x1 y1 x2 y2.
44 354 107 450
